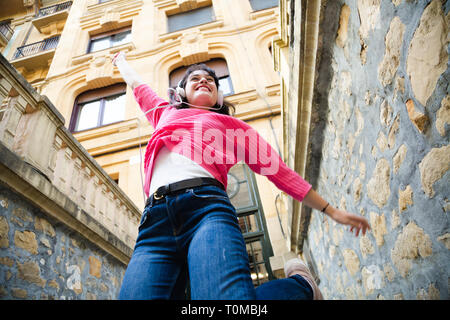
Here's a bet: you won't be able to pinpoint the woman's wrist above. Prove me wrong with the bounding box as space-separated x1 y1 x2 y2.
324 204 336 217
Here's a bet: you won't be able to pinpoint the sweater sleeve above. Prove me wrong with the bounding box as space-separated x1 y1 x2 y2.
133 84 169 128
226 116 312 202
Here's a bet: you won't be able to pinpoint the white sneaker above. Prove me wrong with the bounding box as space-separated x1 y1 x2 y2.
284 258 324 300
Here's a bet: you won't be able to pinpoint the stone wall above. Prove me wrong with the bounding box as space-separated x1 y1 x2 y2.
306 0 449 299
0 44 140 299
0 182 125 299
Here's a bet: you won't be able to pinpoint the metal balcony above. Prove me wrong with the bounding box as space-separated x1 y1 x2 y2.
32 1 72 32
11 36 60 71
13 36 60 59
36 1 73 17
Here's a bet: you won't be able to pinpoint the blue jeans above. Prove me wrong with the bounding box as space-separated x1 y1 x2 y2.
118 185 313 300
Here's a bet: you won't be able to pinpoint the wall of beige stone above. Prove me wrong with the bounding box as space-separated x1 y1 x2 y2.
306 0 449 299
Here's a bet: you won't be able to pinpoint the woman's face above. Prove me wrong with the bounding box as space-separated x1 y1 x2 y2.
184 70 218 108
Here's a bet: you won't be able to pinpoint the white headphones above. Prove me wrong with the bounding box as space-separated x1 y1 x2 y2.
176 80 224 107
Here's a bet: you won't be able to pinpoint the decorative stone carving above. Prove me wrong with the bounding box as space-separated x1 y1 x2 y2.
178 30 209 65
85 56 115 87
99 7 121 29
176 0 199 11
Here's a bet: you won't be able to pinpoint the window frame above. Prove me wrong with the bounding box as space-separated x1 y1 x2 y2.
69 83 127 133
166 5 215 34
248 0 279 12
218 75 234 96
87 27 131 53
226 163 274 287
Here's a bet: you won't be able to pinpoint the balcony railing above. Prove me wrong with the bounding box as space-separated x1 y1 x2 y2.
36 1 73 17
13 35 60 59
0 21 13 42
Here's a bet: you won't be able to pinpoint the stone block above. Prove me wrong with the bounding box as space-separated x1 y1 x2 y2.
418 145 450 198
14 230 38 254
17 260 46 287
398 185 413 213
406 99 429 133
437 233 450 250
353 177 362 203
35 216 56 237
393 144 407 174
359 234 375 258
436 95 449 136
12 288 27 299
387 115 399 148
407 0 448 106
367 159 391 208
380 100 393 127
391 222 432 277
378 17 405 86
336 4 350 48
369 212 387 247
0 216 9 248
89 256 102 278
343 249 360 276
358 0 380 39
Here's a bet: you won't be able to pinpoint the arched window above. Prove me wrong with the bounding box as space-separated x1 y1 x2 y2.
169 58 234 96
69 83 126 132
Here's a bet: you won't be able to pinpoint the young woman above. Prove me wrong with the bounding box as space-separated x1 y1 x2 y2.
113 52 370 300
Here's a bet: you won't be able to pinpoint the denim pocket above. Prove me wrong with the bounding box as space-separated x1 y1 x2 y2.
189 186 230 201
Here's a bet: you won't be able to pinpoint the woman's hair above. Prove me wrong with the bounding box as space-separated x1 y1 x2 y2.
170 63 235 116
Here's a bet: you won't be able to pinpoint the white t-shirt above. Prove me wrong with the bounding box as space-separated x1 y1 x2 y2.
148 146 214 195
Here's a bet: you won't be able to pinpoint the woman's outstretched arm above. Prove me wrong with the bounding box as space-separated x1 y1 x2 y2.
225 116 371 237
303 188 370 237
112 52 145 90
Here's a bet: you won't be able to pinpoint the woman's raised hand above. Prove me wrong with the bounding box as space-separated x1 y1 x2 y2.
112 51 126 66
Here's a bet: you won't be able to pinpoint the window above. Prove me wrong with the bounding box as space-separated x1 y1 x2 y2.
226 162 274 287
249 0 279 11
70 83 126 132
88 27 131 53
218 76 233 97
0 20 13 43
169 58 234 96
167 5 214 33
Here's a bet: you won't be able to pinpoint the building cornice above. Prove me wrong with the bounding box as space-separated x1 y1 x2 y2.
289 0 321 254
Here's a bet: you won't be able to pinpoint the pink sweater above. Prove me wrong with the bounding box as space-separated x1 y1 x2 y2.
134 84 312 201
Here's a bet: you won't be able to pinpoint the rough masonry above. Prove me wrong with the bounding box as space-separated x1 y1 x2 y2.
306 0 449 299
0 183 126 299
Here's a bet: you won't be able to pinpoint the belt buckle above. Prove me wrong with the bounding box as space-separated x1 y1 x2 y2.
153 192 164 200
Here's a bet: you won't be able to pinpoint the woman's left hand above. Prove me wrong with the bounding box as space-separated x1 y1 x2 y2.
328 208 371 237
112 51 126 66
